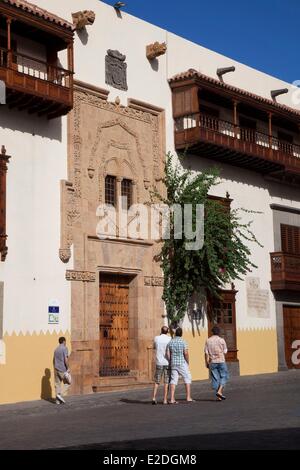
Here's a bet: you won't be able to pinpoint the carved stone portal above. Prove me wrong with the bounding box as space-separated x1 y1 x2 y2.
105 50 128 91
64 85 166 394
146 42 167 61
72 11 96 30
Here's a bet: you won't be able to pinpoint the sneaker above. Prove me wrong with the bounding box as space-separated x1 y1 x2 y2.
151 399 157 405
55 399 61 405
56 394 66 404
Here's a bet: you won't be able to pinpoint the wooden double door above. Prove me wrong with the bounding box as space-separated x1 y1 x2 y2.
99 274 130 376
283 306 300 369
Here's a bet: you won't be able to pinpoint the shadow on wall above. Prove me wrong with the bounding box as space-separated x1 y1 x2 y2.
187 291 206 338
181 153 300 203
0 106 62 142
41 368 54 402
76 28 89 46
149 58 159 72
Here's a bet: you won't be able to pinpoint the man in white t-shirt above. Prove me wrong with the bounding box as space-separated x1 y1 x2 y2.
152 326 171 405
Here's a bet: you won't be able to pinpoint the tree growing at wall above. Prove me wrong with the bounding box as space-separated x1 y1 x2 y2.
151 153 262 325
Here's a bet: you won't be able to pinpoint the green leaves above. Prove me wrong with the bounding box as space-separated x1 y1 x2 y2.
151 153 262 325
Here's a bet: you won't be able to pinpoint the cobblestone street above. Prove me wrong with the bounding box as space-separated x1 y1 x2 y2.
0 371 299 450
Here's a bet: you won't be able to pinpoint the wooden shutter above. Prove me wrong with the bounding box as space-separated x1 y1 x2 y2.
207 195 231 214
172 85 199 118
281 224 300 255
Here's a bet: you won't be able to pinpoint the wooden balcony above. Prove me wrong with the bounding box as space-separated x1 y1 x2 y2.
175 113 300 180
0 47 73 118
270 252 300 291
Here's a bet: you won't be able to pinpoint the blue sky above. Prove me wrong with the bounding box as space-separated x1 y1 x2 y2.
101 0 299 84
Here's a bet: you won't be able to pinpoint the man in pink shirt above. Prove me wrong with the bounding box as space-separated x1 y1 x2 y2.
204 326 229 401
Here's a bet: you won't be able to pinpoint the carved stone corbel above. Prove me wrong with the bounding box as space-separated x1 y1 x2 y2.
146 42 167 61
0 146 10 262
72 11 96 30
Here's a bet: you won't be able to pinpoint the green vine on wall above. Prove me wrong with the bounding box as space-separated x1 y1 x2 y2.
151 153 262 325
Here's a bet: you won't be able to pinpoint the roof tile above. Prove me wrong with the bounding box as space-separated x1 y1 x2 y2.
1 0 74 31
169 69 300 118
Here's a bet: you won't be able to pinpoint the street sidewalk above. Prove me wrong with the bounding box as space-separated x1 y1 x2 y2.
0 370 299 450
0 369 298 416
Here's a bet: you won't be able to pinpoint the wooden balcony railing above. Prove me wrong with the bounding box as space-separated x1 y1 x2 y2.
270 252 300 291
0 46 73 118
0 47 72 87
174 112 300 175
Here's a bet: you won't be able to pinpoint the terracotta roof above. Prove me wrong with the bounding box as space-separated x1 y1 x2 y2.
169 69 300 119
1 0 74 31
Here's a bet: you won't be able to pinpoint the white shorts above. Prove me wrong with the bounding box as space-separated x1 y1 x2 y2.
170 363 192 385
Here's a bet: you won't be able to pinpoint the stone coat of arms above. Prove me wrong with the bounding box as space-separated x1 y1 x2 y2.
105 50 128 91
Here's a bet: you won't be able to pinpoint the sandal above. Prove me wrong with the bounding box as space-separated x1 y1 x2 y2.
216 393 226 400
168 401 179 405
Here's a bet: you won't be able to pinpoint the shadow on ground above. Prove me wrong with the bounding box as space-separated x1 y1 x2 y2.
54 427 300 450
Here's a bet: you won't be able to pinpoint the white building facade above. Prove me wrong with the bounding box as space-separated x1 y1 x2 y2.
0 0 299 404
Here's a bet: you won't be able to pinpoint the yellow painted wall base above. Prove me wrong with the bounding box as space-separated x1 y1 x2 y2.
0 328 278 405
184 327 278 380
237 328 278 376
0 332 70 405
183 330 209 381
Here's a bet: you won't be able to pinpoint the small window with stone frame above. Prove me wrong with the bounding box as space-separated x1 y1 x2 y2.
121 179 133 210
105 175 117 207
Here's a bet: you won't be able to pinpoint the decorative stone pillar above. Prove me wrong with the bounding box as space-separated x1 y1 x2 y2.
0 146 10 262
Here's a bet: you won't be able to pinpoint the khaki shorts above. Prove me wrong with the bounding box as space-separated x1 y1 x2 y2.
154 365 171 385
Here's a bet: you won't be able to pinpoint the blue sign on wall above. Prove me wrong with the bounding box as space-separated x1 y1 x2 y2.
48 304 60 324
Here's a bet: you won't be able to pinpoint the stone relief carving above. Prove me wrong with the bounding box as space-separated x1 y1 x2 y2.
59 181 80 263
105 50 128 91
59 248 72 264
66 270 96 282
89 117 150 200
0 146 10 262
146 42 167 60
72 11 96 30
61 89 164 263
144 276 164 287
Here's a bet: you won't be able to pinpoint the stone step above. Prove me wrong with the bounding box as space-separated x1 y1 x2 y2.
94 375 138 387
92 375 152 393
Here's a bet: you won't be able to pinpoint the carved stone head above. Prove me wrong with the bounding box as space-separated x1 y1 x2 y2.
72 10 96 30
146 42 167 61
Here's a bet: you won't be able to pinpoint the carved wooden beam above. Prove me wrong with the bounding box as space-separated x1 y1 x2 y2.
0 146 10 262
146 42 167 61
